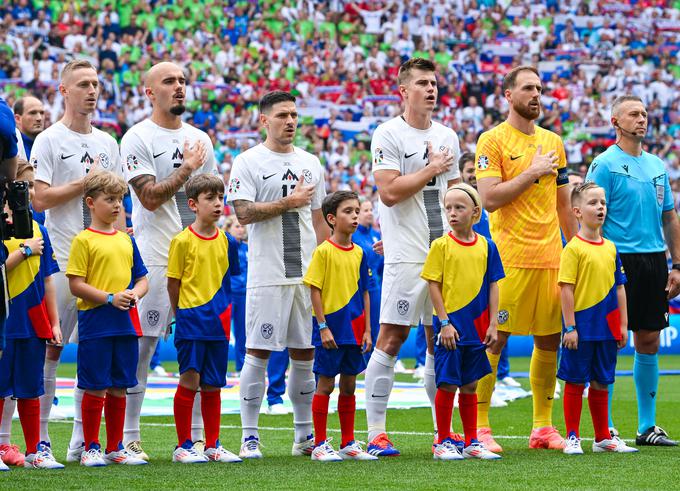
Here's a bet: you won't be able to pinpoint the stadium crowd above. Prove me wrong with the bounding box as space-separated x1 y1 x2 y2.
1 0 680 205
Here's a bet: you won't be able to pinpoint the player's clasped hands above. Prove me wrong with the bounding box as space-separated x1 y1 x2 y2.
426 141 454 176
563 329 578 350
529 145 559 179
438 323 460 350
320 326 338 350
24 237 45 256
286 176 315 209
112 289 138 311
182 139 208 171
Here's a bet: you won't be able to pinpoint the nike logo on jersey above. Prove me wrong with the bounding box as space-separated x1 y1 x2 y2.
510 154 523 160
153 151 167 159
300 390 314 395
263 173 277 180
371 394 388 398
404 152 417 159
243 396 260 401
61 153 75 160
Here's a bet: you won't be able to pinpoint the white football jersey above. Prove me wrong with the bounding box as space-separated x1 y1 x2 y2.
121 119 217 266
32 121 121 269
226 143 325 288
371 116 460 264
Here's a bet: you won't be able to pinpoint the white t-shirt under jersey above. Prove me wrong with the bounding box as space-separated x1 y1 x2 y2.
371 116 460 264
226 143 325 288
121 119 217 266
33 121 121 269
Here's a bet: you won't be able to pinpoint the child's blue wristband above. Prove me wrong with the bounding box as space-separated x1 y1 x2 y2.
565 325 576 333
440 319 450 327
318 322 328 330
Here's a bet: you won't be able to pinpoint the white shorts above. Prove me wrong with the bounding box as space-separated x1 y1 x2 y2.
137 265 173 338
245 284 313 351
54 271 78 344
380 262 433 327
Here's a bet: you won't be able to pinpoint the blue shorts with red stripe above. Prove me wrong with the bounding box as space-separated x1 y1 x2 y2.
435 343 491 388
314 344 366 377
557 340 618 385
77 335 139 390
0 337 46 398
175 339 229 388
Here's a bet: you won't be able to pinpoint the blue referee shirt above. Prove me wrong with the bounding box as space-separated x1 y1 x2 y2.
586 145 674 254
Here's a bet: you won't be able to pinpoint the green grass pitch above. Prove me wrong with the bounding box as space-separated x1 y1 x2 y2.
5 355 680 490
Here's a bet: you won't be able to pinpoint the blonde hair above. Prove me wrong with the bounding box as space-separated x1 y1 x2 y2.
60 59 96 83
571 181 602 207
16 158 34 181
83 171 127 199
445 183 482 224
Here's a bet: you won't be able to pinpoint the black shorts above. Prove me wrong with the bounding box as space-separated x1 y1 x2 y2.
619 252 669 332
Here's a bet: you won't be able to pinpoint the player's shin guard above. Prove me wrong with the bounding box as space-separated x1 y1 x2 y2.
476 351 500 429
530 347 558 428
288 359 314 443
82 393 105 449
435 389 454 443
458 393 478 446
200 390 221 449
424 353 438 436
365 349 396 442
69 385 85 449
174 385 196 446
633 352 659 434
239 354 267 441
312 394 330 446
104 394 126 453
17 399 40 455
191 391 204 442
39 358 58 443
337 394 356 447
123 336 157 444
588 387 610 442
563 383 584 437
0 397 15 444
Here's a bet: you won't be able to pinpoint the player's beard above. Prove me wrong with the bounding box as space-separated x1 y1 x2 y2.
170 104 186 115
513 100 541 121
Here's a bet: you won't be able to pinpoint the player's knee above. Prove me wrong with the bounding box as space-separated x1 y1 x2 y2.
533 333 560 351
338 375 356 396
45 344 63 361
590 381 608 391
460 381 477 394
108 387 126 398
316 376 335 396
200 384 220 392
439 383 457 393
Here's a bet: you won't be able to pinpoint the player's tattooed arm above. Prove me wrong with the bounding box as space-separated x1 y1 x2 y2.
232 199 290 225
129 167 193 212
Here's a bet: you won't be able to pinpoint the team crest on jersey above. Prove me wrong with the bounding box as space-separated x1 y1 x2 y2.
477 155 489 170
228 177 241 194
147 310 160 327
374 147 384 166
126 154 139 171
498 310 509 325
302 169 313 183
261 323 273 339
98 152 111 169
30 156 37 169
397 299 409 316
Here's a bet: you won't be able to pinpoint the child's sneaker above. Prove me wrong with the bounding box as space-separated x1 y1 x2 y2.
239 436 263 459
80 445 107 467
291 434 315 456
367 433 400 457
124 440 149 461
433 438 464 461
204 442 242 463
338 440 378 461
593 438 639 453
172 440 208 464
105 445 149 465
529 426 566 449
0 443 25 466
463 440 502 460
477 427 503 453
24 442 64 469
563 434 584 455
66 442 85 463
311 439 342 462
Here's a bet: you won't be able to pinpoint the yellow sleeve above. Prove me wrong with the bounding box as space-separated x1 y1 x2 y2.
421 239 444 283
166 234 187 280
475 131 503 180
303 245 327 290
65 234 88 278
558 242 578 285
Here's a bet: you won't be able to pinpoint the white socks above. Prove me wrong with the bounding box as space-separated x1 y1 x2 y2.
424 352 438 436
240 354 267 441
287 359 314 443
191 391 204 442
39 357 59 443
124 336 158 444
69 385 84 449
365 349 397 441
0 397 15 444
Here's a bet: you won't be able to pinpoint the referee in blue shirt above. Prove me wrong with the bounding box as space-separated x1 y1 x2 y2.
587 95 680 447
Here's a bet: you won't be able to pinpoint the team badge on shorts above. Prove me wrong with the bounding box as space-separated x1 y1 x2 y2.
302 169 313 183
497 310 509 324
228 177 241 194
147 310 160 327
477 155 489 170
397 299 410 316
261 323 273 339
126 154 139 172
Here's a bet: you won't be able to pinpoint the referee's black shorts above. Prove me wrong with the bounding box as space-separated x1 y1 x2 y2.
619 252 670 332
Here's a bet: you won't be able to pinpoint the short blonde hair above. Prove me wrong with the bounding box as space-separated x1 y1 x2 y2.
83 171 127 199
60 59 96 83
571 181 602 207
445 183 482 224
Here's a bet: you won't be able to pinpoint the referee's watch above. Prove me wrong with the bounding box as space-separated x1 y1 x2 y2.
672 264 680 272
